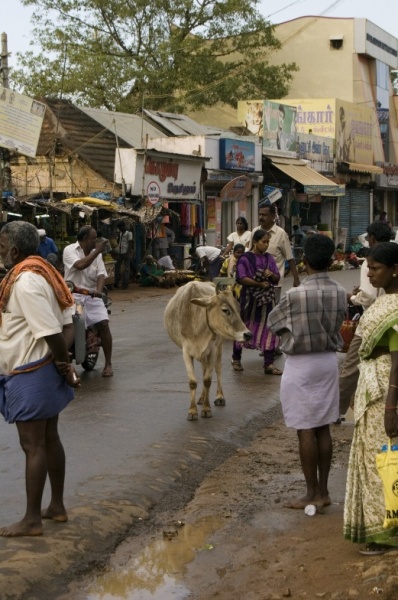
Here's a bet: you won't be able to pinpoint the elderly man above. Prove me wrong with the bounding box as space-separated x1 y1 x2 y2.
63 226 113 377
0 221 80 537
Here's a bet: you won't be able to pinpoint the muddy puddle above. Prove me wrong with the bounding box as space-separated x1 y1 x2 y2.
64 515 224 599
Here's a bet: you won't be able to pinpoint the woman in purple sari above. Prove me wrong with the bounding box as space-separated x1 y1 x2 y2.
232 229 282 375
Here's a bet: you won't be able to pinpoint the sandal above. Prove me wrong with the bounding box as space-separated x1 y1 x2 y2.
231 360 244 372
359 542 396 556
264 364 283 376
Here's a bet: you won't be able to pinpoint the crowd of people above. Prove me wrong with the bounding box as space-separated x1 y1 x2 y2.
1 209 398 563
211 211 398 556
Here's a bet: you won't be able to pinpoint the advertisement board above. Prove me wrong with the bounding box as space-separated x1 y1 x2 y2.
0 86 45 157
262 101 297 157
336 99 374 164
115 149 203 200
237 100 264 137
297 133 334 174
219 138 255 172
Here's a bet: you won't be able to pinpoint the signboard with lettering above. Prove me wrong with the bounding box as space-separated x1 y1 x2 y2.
0 86 45 157
298 133 334 174
277 98 376 164
220 176 252 202
336 99 375 164
219 138 255 172
115 149 203 200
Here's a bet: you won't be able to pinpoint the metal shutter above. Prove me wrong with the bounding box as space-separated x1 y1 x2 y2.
339 189 370 249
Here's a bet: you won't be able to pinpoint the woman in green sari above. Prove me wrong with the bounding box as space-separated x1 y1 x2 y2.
344 242 398 555
139 255 166 287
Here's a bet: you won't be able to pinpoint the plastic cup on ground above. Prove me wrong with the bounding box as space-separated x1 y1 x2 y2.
304 504 316 516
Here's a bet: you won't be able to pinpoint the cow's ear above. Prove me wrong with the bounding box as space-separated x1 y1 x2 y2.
190 296 213 308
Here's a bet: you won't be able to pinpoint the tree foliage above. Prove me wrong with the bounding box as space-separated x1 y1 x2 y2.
13 0 297 112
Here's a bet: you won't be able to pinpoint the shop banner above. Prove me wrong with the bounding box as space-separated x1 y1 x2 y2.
220 176 252 202
262 101 297 157
297 133 334 174
115 149 203 200
336 100 374 164
237 100 264 137
0 86 45 157
219 138 255 172
262 185 282 204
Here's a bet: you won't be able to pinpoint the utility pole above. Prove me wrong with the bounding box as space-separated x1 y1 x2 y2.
0 32 12 212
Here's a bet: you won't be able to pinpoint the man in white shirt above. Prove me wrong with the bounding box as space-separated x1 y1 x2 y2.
194 245 222 281
158 255 175 271
0 221 80 536
251 204 300 287
63 226 113 377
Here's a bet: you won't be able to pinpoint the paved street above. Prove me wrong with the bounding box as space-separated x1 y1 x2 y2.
0 269 358 598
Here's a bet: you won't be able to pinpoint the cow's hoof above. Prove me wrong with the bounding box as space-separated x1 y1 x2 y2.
187 412 198 421
214 397 226 406
201 409 213 418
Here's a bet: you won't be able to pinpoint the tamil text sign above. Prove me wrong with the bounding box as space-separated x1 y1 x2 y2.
0 86 45 158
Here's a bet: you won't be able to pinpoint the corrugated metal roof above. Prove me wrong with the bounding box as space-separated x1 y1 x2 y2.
80 107 164 147
143 109 224 137
39 98 132 182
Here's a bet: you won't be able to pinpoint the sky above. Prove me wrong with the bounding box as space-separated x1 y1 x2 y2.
1 0 398 71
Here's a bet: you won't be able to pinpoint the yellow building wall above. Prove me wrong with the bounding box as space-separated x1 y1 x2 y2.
271 17 356 103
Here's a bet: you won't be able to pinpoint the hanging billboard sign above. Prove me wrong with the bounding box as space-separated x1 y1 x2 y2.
237 100 264 137
115 149 203 200
219 138 255 172
220 176 252 202
0 86 45 158
262 101 297 157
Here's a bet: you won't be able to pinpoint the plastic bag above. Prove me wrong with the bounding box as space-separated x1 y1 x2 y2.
376 440 398 529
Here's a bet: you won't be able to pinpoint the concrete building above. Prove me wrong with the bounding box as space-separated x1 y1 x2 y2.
190 16 398 245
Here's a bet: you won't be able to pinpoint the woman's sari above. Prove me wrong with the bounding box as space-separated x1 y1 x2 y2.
235 252 279 351
344 293 398 545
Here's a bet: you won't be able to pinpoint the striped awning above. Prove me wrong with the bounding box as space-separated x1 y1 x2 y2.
339 162 383 174
270 157 340 195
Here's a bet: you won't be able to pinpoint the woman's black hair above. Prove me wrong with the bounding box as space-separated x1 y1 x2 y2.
303 235 335 270
252 229 270 244
233 243 245 253
368 242 398 267
236 217 249 231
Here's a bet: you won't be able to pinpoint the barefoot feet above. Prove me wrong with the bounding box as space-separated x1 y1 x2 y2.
0 519 43 537
283 494 331 510
41 506 68 522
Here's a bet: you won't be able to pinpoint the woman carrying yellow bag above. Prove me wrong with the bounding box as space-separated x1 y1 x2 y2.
344 242 398 555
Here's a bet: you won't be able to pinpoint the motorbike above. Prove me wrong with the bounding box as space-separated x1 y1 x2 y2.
65 281 112 371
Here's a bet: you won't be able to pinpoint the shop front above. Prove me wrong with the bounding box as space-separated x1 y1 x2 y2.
203 137 263 245
114 147 207 265
375 163 398 226
263 156 341 235
336 162 383 247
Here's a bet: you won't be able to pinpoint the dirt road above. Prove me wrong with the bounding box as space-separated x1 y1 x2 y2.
60 415 398 600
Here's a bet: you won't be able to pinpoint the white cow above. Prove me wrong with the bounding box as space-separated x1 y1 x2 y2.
164 281 252 420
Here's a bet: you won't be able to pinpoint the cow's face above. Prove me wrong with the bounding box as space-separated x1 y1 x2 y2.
190 291 252 342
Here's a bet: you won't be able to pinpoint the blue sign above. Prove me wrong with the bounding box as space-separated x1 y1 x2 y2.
220 139 255 172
